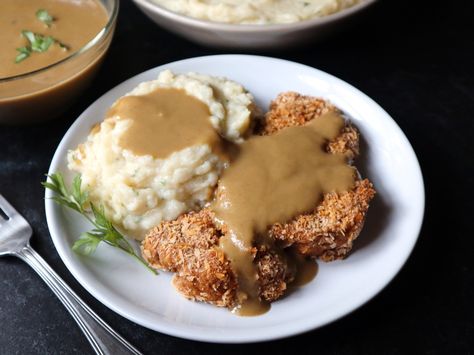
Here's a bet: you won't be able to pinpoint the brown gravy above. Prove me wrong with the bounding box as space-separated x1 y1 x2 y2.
290 254 319 287
109 88 222 159
1 0 108 78
212 112 355 315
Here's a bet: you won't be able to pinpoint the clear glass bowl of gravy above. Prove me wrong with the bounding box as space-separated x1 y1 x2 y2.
0 0 118 125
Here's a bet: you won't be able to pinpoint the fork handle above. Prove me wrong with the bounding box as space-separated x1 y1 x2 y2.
16 245 142 355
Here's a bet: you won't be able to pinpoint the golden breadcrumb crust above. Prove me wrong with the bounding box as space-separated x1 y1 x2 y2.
142 209 237 307
142 208 293 308
269 179 375 261
258 92 360 161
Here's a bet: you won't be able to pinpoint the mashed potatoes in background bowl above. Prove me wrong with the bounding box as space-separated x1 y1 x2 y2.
152 0 363 25
131 0 376 49
68 70 256 239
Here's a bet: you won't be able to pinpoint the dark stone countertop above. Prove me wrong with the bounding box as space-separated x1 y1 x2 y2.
1 0 473 354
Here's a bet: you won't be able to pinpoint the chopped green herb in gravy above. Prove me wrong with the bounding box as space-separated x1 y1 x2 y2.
0 0 108 78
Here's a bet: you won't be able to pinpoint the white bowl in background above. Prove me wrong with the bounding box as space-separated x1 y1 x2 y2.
131 0 377 50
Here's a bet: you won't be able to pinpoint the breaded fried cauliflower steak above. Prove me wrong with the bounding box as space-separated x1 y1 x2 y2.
142 208 293 308
261 92 375 261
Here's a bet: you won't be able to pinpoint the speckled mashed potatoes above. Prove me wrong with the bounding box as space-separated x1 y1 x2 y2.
68 70 256 240
152 0 362 24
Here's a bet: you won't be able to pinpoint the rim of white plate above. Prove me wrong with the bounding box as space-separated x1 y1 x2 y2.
45 55 425 343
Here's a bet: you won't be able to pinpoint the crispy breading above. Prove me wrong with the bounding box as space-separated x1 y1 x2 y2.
259 92 335 135
261 92 375 260
269 179 375 261
142 91 375 308
259 92 360 161
142 209 236 307
255 246 293 302
142 208 293 308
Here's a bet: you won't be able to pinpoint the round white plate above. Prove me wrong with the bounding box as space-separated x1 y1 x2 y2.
45 55 424 343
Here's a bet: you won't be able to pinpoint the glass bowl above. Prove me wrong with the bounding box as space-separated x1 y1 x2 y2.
0 0 119 125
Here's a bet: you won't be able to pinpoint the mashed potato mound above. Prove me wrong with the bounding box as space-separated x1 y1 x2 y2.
128 70 257 142
68 70 256 239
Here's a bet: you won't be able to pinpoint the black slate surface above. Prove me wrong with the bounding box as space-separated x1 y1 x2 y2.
1 0 473 354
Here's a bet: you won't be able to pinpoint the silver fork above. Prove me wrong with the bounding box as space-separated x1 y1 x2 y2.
0 194 143 355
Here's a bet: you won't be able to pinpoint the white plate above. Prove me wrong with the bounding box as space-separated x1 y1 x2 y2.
45 55 424 343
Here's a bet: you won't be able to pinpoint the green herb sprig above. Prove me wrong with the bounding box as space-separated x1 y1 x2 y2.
15 31 69 63
23 30 55 52
36 9 54 27
15 9 69 63
15 47 31 64
42 173 157 274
